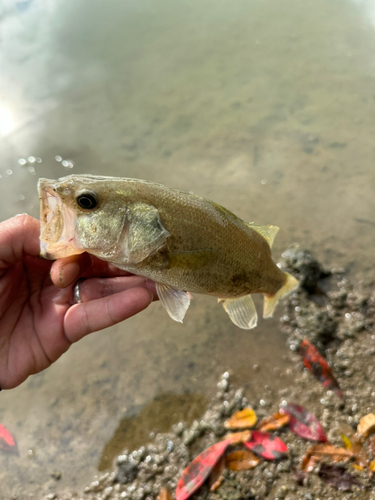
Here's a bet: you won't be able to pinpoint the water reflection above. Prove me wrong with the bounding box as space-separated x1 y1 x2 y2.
0 105 15 135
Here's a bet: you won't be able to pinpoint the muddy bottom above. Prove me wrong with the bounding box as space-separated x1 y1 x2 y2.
38 247 375 500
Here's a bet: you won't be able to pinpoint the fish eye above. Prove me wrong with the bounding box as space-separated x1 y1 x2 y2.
76 192 98 210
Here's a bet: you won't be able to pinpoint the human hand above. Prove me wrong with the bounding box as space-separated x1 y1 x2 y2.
0 215 157 389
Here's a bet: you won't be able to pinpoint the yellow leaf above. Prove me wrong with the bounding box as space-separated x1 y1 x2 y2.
224 408 257 430
341 434 352 451
352 463 364 471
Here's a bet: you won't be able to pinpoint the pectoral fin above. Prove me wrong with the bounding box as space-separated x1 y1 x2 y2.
156 283 191 323
219 295 258 329
124 203 170 264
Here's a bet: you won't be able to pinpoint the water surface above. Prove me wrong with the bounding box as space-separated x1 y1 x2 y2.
0 0 375 497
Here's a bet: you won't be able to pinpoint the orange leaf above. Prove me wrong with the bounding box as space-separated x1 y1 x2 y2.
223 430 252 445
301 444 353 472
357 414 375 440
341 434 369 470
208 456 225 491
224 408 257 430
257 413 290 432
225 450 260 471
157 487 173 500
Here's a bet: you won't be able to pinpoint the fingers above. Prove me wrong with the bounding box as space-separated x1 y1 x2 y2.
0 215 40 271
63 287 153 343
50 253 132 288
74 276 158 303
50 253 92 287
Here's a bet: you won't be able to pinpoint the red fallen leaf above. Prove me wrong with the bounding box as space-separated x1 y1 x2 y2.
0 424 18 455
176 440 230 500
318 463 364 491
244 431 288 460
280 403 327 442
299 339 342 397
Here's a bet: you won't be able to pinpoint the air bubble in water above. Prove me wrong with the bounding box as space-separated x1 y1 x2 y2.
27 166 36 174
36 157 42 163
55 155 62 162
28 156 36 163
19 194 26 201
6 169 13 175
18 158 27 165
62 160 74 168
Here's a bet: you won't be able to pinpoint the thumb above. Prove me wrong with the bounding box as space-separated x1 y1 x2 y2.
0 215 41 271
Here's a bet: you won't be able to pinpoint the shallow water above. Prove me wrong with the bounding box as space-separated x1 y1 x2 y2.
0 0 375 497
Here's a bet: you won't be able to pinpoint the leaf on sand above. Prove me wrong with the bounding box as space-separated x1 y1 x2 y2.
301 443 353 472
0 424 18 455
176 440 230 500
357 413 375 440
223 430 252 445
157 487 173 500
318 463 364 491
224 408 257 430
257 413 290 432
299 339 342 397
225 450 260 471
280 403 327 442
208 456 225 491
341 434 369 470
244 431 288 460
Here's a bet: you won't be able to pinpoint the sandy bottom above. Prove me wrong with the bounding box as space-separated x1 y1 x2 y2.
0 0 375 497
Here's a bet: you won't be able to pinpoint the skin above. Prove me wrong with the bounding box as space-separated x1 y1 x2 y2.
0 215 157 390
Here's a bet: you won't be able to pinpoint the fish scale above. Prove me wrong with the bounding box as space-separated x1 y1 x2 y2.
38 175 298 328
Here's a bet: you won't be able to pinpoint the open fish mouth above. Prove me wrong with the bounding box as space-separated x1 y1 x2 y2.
38 178 83 260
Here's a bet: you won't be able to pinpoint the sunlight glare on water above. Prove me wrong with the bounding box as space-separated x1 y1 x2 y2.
0 105 15 136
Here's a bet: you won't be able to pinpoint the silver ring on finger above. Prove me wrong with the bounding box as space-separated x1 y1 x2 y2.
73 278 85 304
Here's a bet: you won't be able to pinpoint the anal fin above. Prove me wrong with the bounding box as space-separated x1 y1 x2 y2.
156 283 191 323
219 295 258 329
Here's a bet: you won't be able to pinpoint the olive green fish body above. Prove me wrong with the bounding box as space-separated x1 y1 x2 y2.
38 175 298 328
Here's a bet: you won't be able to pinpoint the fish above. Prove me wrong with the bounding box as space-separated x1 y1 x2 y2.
38 174 298 329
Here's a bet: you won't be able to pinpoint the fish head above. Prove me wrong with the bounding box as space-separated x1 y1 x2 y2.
38 175 128 260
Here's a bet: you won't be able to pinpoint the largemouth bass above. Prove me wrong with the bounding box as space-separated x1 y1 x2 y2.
38 175 298 329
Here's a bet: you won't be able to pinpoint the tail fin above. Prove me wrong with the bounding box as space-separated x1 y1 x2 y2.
263 272 299 318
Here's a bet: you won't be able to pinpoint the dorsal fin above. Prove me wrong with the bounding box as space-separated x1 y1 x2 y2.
246 224 279 248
